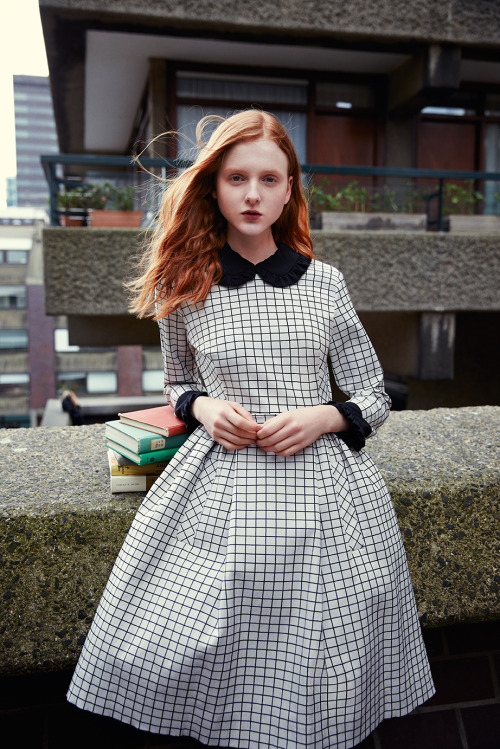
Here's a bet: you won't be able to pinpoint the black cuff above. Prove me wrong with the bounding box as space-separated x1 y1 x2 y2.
174 391 208 430
327 401 372 451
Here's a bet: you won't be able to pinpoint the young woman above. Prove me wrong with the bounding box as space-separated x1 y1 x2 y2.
68 110 434 748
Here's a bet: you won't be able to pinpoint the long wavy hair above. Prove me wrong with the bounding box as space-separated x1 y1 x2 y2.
129 110 314 319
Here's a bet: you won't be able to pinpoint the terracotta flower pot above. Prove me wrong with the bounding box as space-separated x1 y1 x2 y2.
60 214 84 227
90 210 142 228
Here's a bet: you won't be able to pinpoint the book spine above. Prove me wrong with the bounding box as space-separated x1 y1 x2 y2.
137 435 167 452
109 463 168 476
106 441 180 465
133 432 187 453
137 446 180 464
118 415 186 437
110 475 156 493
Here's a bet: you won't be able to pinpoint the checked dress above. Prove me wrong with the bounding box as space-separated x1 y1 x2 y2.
67 244 435 749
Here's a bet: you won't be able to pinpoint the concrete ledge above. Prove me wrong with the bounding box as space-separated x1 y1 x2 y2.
0 406 499 676
43 229 500 315
39 0 500 47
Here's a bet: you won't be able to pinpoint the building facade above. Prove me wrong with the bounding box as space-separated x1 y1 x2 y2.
0 208 164 427
1 73 166 427
13 76 59 210
38 0 500 411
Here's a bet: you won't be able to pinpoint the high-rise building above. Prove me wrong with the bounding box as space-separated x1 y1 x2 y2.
1 79 164 427
13 75 59 209
6 177 17 208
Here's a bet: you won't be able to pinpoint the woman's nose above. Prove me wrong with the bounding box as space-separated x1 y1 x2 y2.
245 180 261 203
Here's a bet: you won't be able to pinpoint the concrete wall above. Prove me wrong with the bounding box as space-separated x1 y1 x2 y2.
41 228 500 408
0 406 499 676
43 229 500 316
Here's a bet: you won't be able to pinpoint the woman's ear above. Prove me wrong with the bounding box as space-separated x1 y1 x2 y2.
284 176 293 205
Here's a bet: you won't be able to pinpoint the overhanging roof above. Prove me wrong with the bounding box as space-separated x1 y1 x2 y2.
85 30 410 153
39 1 500 156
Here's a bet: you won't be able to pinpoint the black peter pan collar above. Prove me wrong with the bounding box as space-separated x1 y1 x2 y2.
218 242 311 288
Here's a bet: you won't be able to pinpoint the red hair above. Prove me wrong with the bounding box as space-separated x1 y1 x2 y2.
130 110 314 319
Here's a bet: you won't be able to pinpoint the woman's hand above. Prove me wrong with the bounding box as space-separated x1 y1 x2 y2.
256 405 349 456
192 397 259 451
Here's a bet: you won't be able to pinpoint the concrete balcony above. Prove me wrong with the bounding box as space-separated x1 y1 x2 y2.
42 228 500 412
43 228 500 322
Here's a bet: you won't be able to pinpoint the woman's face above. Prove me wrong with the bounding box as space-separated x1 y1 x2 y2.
214 138 292 252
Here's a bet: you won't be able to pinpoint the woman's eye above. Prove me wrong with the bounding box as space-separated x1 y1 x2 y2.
230 175 243 182
264 176 277 183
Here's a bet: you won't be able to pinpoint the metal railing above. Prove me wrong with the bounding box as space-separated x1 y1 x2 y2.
41 153 500 231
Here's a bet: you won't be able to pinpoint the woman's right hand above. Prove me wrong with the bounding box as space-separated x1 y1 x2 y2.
191 397 259 450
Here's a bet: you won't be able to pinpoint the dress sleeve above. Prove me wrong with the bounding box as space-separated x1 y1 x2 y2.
328 272 391 443
157 307 207 426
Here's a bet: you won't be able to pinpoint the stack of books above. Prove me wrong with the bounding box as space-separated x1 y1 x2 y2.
106 405 189 493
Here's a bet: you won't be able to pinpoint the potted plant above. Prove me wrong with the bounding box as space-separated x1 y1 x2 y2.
446 181 500 234
57 184 108 225
312 179 427 232
90 184 142 228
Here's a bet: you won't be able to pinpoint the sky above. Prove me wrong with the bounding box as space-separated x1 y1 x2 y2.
0 0 49 207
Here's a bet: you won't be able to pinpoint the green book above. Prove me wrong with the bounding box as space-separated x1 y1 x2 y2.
105 419 188 454
105 439 185 465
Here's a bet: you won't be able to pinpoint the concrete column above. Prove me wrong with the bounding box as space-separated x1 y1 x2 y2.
148 58 168 153
388 44 461 117
418 312 456 380
27 284 57 410
116 345 143 396
148 58 176 154
385 116 416 169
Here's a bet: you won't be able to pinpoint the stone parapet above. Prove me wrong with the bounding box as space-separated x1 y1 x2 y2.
43 229 500 316
0 406 499 676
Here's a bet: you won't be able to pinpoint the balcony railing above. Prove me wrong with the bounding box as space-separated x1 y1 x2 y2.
41 153 500 231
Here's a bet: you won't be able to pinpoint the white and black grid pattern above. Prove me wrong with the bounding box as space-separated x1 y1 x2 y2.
68 261 435 748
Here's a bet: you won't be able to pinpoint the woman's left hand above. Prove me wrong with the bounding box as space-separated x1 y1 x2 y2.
256 405 349 456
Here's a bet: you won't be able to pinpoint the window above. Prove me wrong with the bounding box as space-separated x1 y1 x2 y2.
484 123 500 215
57 372 117 395
421 106 468 116
15 105 54 116
177 105 307 163
0 373 29 397
5 250 28 264
87 372 117 394
176 73 308 163
316 81 375 109
0 330 28 350
142 370 164 393
57 373 86 395
177 72 308 105
0 285 26 309
54 328 79 353
15 92 53 103
485 93 500 117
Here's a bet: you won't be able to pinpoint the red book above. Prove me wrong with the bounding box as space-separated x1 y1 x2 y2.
118 405 187 437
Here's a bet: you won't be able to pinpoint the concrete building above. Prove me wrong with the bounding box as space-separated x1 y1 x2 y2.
5 177 18 208
0 207 165 427
0 209 52 427
1 74 166 427
38 0 500 410
12 76 59 210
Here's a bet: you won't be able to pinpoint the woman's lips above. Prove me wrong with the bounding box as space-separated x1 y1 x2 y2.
242 210 262 220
